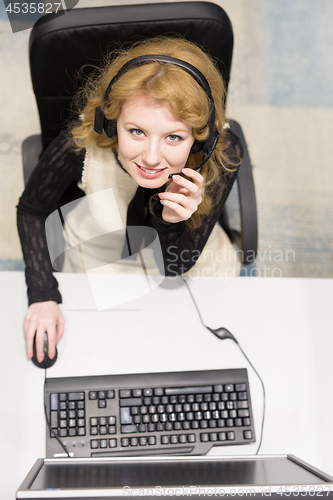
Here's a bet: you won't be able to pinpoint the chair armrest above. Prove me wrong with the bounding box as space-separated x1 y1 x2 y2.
228 119 258 264
22 134 43 185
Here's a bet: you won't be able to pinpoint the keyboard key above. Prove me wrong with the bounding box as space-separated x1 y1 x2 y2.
235 384 246 392
108 416 116 425
154 388 164 396
59 393 67 402
188 434 196 443
238 409 250 418
224 384 234 392
69 428 76 437
109 438 117 448
170 435 178 444
218 432 226 441
237 401 249 409
238 392 248 400
148 436 156 445
165 386 212 395
109 426 116 434
179 434 187 443
90 417 98 426
68 402 76 410
99 426 107 434
210 433 217 441
120 408 132 425
143 389 153 396
100 439 107 448
89 391 97 400
69 392 84 401
91 439 98 449
161 435 169 444
131 437 138 446
78 419 85 427
50 411 58 428
121 425 137 434
120 390 131 398
107 390 115 399
244 430 253 440
200 433 209 442
214 385 223 392
78 428 85 436
139 437 147 446
120 398 142 407
227 431 235 440
121 438 129 447
243 418 251 426
98 400 106 409
50 394 58 411
132 389 142 397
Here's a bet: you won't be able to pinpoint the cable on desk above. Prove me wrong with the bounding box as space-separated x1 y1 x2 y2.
44 369 70 458
180 276 266 455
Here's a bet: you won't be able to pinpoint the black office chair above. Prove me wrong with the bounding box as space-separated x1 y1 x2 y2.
22 1 257 265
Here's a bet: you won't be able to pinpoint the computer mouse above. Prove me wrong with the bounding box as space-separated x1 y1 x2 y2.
31 332 58 369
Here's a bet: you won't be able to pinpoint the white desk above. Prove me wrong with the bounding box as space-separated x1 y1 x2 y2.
1 271 333 499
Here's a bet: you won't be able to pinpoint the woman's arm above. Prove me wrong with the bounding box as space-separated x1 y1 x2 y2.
17 130 84 359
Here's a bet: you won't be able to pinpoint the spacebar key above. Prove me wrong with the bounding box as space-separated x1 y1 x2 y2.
165 386 212 395
121 425 137 433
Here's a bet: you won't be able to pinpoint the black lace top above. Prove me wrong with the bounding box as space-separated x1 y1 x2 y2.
17 129 242 305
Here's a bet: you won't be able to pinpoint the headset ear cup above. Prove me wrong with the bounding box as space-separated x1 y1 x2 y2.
105 120 117 138
94 107 105 135
190 140 203 155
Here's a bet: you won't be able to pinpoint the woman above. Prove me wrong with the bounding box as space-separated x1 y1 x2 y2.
17 36 242 363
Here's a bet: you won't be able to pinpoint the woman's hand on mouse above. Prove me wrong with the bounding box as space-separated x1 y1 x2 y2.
158 168 204 223
24 301 64 362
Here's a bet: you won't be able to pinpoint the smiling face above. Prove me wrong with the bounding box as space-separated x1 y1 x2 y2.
116 96 195 188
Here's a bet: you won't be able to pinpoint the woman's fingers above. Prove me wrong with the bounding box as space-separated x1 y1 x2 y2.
24 302 64 361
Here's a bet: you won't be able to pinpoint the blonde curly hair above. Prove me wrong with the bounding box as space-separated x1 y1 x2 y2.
70 36 238 228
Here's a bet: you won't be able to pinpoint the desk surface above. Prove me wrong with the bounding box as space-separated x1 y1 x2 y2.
1 272 333 499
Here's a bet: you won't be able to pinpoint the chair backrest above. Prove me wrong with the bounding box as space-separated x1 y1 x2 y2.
29 1 233 152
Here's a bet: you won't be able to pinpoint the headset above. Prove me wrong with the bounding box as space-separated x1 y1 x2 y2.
94 55 220 175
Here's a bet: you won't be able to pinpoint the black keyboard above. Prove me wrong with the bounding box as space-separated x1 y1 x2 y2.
45 369 255 458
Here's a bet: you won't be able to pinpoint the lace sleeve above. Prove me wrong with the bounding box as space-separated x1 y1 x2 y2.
17 131 85 305
152 129 242 276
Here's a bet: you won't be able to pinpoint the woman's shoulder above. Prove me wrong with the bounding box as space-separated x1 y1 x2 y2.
223 126 243 164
